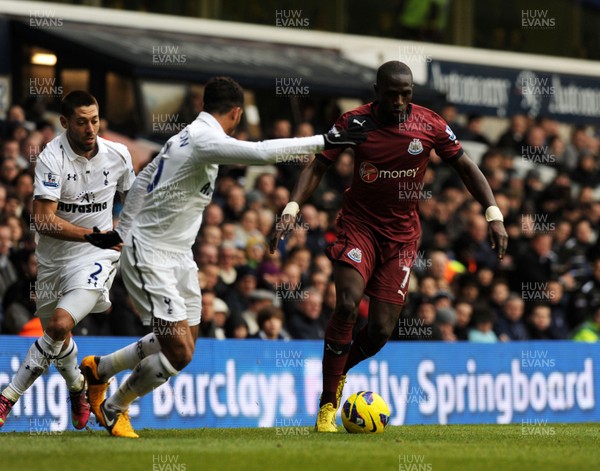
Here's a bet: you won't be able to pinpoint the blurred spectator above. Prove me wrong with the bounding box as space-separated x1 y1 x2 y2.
234 209 263 249
204 203 224 226
1 250 36 334
571 154 599 186
562 218 595 284
453 300 473 340
213 297 229 339
494 294 528 341
460 114 491 146
199 290 218 338
545 279 569 339
403 301 442 341
0 224 18 302
269 119 292 139
468 309 498 343
287 288 325 339
286 246 312 284
0 159 20 186
241 289 275 336
301 204 326 255
14 172 34 203
225 314 249 339
526 304 558 340
564 126 592 171
453 214 498 270
254 173 276 200
195 241 218 269
223 184 246 222
454 274 480 306
571 306 600 342
496 114 528 154
435 306 457 341
218 242 238 286
569 257 600 330
439 103 465 136
224 265 257 317
271 186 290 214
488 278 510 317
252 306 289 340
513 233 556 292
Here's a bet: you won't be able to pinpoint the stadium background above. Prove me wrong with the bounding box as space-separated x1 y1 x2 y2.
0 0 600 431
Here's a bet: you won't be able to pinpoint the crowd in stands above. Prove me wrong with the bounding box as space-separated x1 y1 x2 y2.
1 98 600 343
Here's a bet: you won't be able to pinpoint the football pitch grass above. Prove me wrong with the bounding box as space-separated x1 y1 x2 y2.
2 423 598 471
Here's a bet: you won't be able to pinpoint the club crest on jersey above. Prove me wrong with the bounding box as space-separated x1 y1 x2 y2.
43 173 59 188
347 248 362 263
407 138 423 155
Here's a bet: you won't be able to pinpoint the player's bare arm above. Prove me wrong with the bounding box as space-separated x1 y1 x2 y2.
33 198 95 242
448 153 509 259
269 157 330 253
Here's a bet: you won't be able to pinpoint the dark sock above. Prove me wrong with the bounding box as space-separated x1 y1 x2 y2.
343 326 384 374
320 316 354 408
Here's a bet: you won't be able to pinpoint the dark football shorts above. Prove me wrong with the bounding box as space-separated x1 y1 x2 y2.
326 216 419 305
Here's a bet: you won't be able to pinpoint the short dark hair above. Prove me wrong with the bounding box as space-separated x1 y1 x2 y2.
257 306 284 329
203 77 244 114
61 91 98 118
376 61 413 85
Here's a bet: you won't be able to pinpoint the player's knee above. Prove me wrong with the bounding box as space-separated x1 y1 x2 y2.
335 289 361 320
369 323 393 347
45 313 74 340
162 341 194 371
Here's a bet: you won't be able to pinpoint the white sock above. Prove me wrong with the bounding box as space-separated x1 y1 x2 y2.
106 352 177 412
97 333 161 381
3 333 64 401
55 338 84 392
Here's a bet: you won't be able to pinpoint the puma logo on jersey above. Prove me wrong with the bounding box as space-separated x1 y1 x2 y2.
352 118 366 126
347 248 362 263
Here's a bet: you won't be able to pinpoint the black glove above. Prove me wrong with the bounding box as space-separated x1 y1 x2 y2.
85 226 123 249
323 126 368 150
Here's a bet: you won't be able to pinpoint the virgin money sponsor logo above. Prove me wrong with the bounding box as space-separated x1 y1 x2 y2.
359 161 419 183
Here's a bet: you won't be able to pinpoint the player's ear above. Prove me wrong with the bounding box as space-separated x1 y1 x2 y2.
232 107 243 123
59 115 68 130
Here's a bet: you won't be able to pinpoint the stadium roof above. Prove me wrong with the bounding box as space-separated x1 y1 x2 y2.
14 19 444 102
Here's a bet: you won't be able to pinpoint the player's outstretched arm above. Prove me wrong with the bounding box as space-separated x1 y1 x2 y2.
33 198 95 242
202 127 366 166
269 158 330 253
448 153 508 259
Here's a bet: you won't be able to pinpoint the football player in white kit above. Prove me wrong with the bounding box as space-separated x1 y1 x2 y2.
81 76 366 438
0 91 135 430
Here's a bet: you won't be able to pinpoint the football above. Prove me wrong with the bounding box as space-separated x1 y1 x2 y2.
341 391 391 434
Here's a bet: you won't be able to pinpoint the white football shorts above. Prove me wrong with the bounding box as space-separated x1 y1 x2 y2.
36 254 119 324
120 235 201 327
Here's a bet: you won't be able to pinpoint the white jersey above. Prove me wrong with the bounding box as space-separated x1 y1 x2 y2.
118 111 324 253
34 132 135 265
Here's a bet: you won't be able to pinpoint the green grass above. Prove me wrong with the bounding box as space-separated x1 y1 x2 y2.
2 423 599 471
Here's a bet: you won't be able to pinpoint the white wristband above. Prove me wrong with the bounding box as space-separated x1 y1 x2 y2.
485 205 504 222
282 201 300 218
